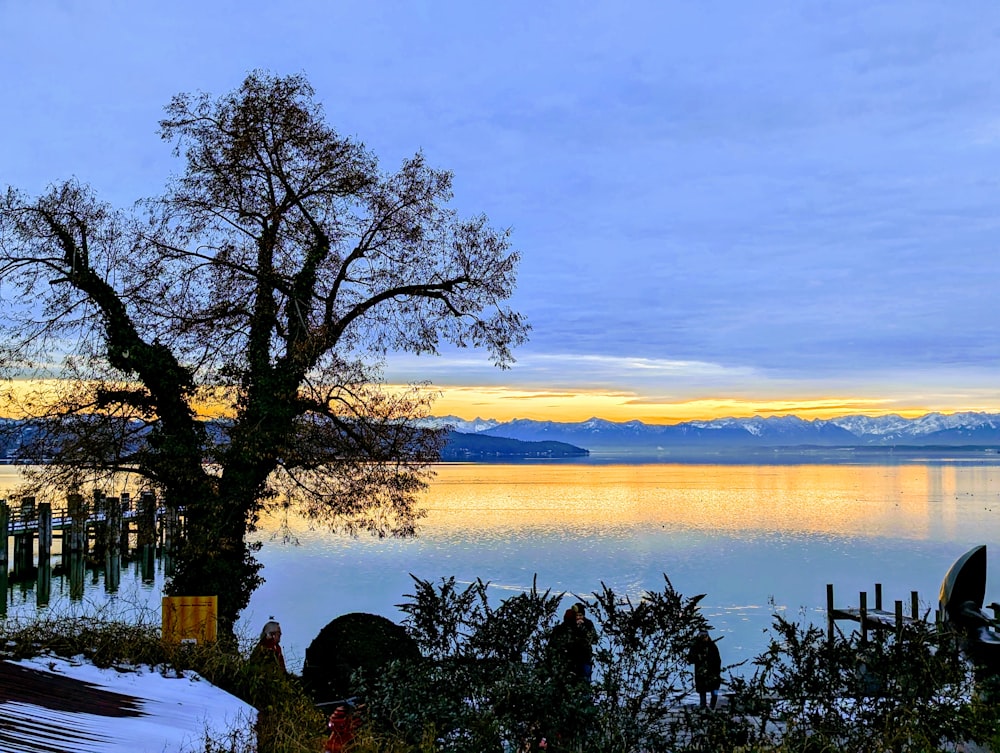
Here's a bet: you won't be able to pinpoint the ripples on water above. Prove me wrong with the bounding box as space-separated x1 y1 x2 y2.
4 460 1000 673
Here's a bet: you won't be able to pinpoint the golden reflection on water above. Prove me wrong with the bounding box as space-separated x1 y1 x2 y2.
411 463 1000 542
5 462 1000 543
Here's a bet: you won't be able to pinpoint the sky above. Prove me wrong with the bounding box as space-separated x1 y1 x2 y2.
3 1 1000 423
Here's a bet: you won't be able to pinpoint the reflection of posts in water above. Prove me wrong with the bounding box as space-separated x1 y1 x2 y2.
0 501 6 617
36 502 51 607
68 550 85 600
138 491 156 583
66 496 89 598
139 544 155 583
0 500 8 587
36 563 50 605
103 495 122 594
105 551 121 592
161 505 180 577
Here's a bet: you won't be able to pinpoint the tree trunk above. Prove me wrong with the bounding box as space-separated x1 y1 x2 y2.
166 485 261 636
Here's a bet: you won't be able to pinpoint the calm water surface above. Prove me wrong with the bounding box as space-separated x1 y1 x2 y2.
5 460 1000 674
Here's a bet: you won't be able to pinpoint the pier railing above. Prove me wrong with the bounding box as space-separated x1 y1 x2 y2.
0 491 184 610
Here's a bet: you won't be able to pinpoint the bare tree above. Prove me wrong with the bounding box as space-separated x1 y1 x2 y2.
0 71 528 630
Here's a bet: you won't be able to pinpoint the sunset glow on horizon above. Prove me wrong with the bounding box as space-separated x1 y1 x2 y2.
5 378 993 425
419 384 997 425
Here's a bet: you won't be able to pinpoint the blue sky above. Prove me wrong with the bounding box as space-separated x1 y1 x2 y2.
4 2 1000 422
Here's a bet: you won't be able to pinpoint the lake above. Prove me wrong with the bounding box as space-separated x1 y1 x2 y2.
4 459 1000 675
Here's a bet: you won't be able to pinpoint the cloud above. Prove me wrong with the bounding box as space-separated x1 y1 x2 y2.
5 1 1000 420
385 351 757 388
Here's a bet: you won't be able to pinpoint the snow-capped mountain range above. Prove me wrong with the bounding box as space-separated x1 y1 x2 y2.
424 412 1000 451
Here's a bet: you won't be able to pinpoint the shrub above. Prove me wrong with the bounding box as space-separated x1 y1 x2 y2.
360 575 717 752
358 576 1000 753
7 578 1000 752
731 614 991 752
302 612 420 704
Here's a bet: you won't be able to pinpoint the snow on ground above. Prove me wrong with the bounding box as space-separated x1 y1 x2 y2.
0 654 257 753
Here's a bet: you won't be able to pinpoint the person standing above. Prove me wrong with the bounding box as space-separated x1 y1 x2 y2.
543 603 599 751
571 602 598 682
687 629 722 709
548 608 582 681
548 603 598 684
250 618 290 748
251 618 287 675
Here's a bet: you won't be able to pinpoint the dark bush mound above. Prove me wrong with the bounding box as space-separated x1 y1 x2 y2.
302 612 419 703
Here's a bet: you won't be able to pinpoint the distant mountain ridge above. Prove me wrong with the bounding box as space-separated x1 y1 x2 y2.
423 412 1000 451
441 431 588 460
0 417 590 463
5 413 1000 463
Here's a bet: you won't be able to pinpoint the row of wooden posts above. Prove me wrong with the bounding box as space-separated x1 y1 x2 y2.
0 491 184 609
827 582 933 641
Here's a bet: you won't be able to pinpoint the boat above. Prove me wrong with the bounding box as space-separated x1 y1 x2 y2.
939 545 1000 675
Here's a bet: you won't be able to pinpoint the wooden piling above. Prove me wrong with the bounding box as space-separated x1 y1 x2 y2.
37 502 52 560
911 590 919 621
138 491 156 583
66 493 87 554
105 495 121 551
36 502 52 605
860 591 868 642
827 583 835 643
12 497 35 578
91 490 107 562
118 493 131 556
895 600 904 638
138 491 156 548
12 534 28 578
0 500 8 572
0 499 8 612
104 496 121 593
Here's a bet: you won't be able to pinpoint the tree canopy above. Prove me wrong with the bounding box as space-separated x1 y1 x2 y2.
0 71 528 629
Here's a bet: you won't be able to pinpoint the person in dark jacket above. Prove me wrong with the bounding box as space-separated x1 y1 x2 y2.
548 603 598 683
570 602 597 682
687 629 722 709
542 604 599 751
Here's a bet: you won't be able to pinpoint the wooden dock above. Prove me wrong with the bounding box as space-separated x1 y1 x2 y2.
826 582 924 642
0 492 184 609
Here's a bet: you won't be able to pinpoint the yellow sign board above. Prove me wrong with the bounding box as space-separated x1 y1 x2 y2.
162 595 218 644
